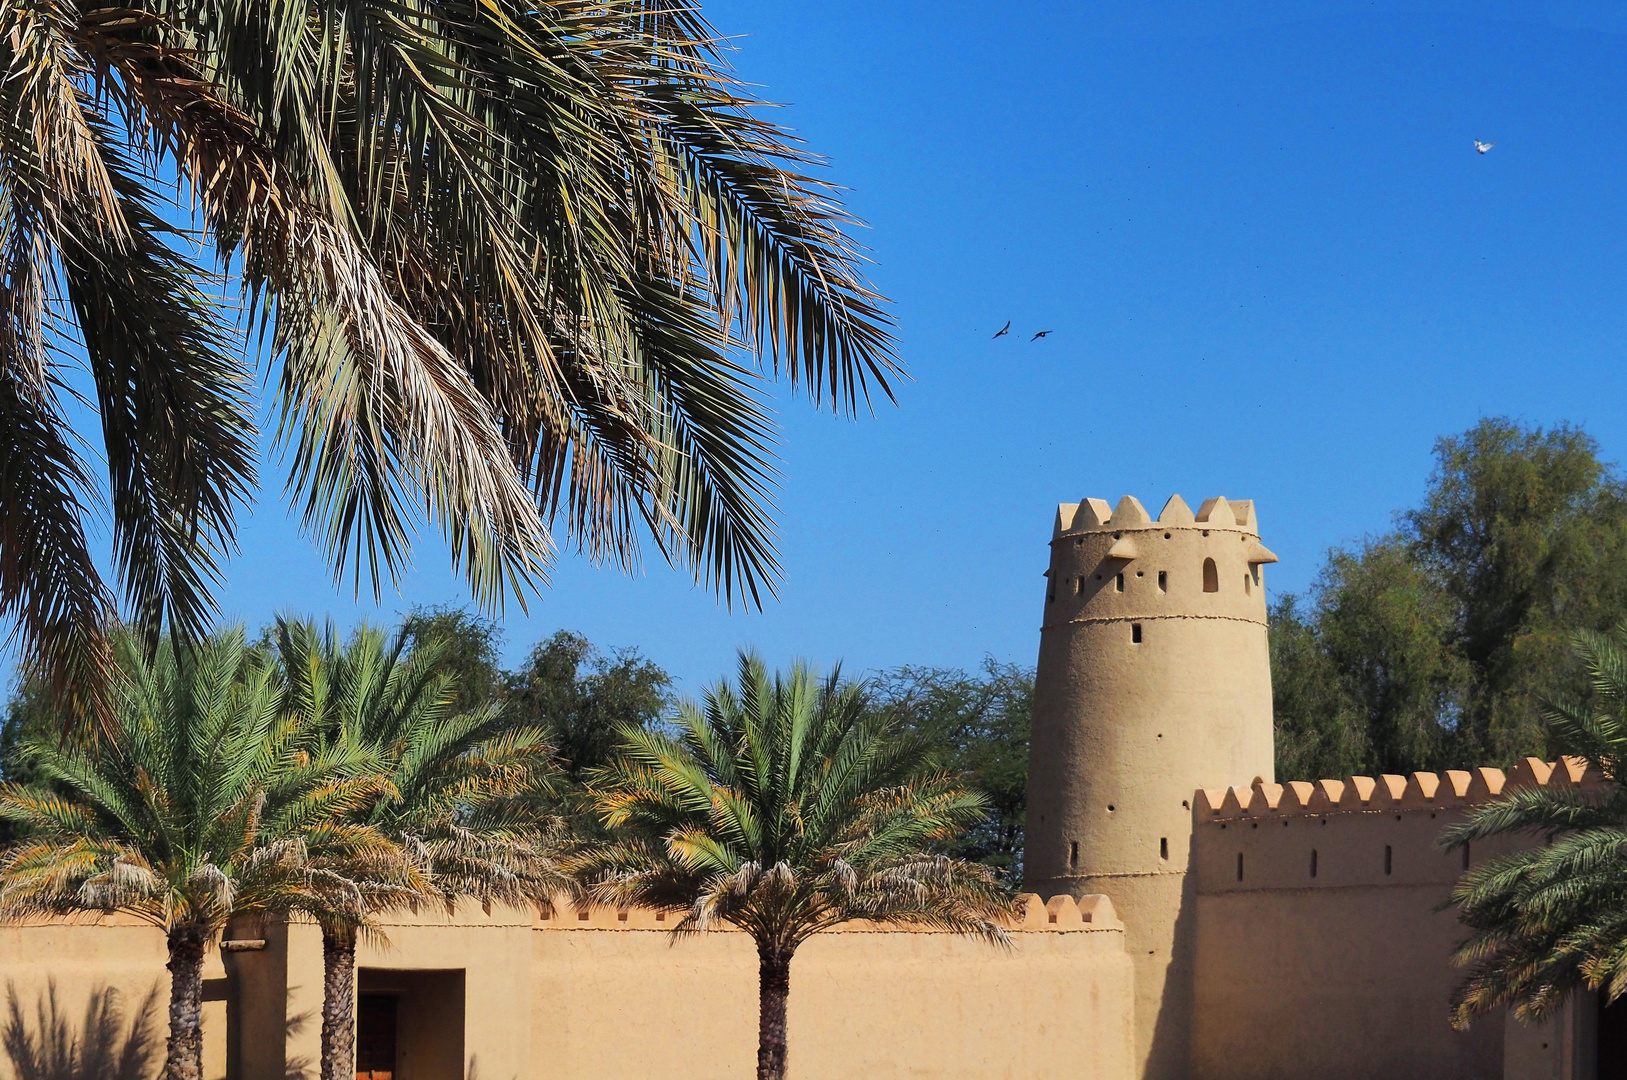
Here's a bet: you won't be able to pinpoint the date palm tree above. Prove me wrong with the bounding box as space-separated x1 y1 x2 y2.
275 616 570 1080
581 654 1015 1080
0 628 404 1080
1442 626 1627 1026
0 0 897 724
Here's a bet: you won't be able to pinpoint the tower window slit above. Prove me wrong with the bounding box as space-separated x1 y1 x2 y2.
1384 845 1393 875
1462 842 1471 871
1236 852 1244 882
1075 576 1084 595
1132 623 1143 644
1069 841 1078 869
1158 571 1167 592
1115 572 1124 593
1243 573 1251 594
1160 837 1168 861
1310 849 1318 878
1202 558 1219 592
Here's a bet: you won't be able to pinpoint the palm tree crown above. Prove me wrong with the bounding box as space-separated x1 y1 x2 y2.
275 616 569 1080
0 0 897 720
582 654 1013 1080
1443 625 1627 1024
0 628 400 1080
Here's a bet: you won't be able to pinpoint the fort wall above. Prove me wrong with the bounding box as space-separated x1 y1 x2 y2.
0 895 1135 1080
528 893 1134 1080
1189 759 1600 1080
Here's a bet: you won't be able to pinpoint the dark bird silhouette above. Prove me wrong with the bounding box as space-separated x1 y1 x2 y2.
1030 330 1051 341
992 321 1011 339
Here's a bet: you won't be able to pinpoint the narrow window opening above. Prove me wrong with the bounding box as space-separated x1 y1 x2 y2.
1158 571 1167 592
1159 837 1169 861
1384 845 1393 875
1131 623 1143 644
1075 576 1084 595
1236 853 1244 882
1243 573 1251 594
1115 572 1125 593
1462 843 1470 871
1310 850 1318 878
1069 841 1078 869
1202 557 1219 592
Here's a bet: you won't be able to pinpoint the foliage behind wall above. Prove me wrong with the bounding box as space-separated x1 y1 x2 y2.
1272 418 1627 779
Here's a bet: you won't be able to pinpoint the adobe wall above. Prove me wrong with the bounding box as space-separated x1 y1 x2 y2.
529 893 1136 1080
1189 759 1596 1080
0 895 1134 1080
0 914 227 1080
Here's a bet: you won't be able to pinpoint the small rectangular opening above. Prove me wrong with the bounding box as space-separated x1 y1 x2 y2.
1310 849 1318 878
1462 842 1470 871
1131 623 1143 644
1384 845 1393 875
1157 571 1167 592
1236 853 1244 881
1159 837 1168 861
1069 841 1078 869
1115 572 1124 593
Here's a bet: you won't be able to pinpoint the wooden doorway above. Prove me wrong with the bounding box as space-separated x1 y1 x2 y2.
356 992 397 1080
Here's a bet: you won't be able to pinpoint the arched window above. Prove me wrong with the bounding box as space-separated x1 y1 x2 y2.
1202 557 1219 593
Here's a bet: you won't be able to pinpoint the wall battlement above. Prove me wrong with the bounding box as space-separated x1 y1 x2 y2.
534 893 1121 933
1194 755 1603 822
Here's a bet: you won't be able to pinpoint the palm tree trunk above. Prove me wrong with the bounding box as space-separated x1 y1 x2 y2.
756 942 793 1080
164 927 207 1080
321 924 359 1080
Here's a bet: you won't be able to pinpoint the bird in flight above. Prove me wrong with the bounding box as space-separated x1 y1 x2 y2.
993 320 1011 339
1031 330 1051 341
1474 140 1494 154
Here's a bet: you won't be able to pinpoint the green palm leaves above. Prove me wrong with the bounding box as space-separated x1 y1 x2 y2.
1444 626 1627 1024
0 0 896 724
582 654 1012 1080
0 628 391 934
589 654 1011 941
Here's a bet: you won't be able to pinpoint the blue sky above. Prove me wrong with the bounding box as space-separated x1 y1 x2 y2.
202 0 1627 691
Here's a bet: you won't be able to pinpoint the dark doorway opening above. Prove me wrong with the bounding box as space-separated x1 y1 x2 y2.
356 993 397 1080
1601 994 1627 1080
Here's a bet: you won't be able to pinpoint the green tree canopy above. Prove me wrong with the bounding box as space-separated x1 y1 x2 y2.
872 659 1032 881
1273 418 1627 778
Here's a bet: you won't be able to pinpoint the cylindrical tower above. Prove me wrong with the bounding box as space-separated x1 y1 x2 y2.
1024 494 1276 1080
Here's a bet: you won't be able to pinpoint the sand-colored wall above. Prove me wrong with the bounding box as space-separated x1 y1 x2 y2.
1027 494 1277 1080
0 896 1132 1080
1188 760 1599 1080
529 895 1135 1080
0 914 227 1080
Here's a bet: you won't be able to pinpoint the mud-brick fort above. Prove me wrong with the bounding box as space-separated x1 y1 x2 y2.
0 493 1612 1079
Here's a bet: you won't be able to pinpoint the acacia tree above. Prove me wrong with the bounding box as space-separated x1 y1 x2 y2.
0 0 897 723
582 655 1015 1080
0 629 400 1080
276 617 569 1080
1442 626 1627 1024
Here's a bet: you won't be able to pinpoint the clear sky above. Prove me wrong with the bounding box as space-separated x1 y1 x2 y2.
202 0 1627 692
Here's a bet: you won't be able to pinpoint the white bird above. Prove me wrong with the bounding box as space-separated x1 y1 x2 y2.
1474 140 1495 154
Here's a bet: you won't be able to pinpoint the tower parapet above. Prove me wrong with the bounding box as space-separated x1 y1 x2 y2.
1026 494 1278 1080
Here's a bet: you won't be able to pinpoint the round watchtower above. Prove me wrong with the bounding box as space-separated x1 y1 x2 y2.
1024 494 1277 1080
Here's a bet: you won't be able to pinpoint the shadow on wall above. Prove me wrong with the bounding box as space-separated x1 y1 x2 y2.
2 980 160 1080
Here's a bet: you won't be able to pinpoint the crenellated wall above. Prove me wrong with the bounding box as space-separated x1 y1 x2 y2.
1188 758 1600 1080
529 892 1133 1080
0 895 1137 1080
